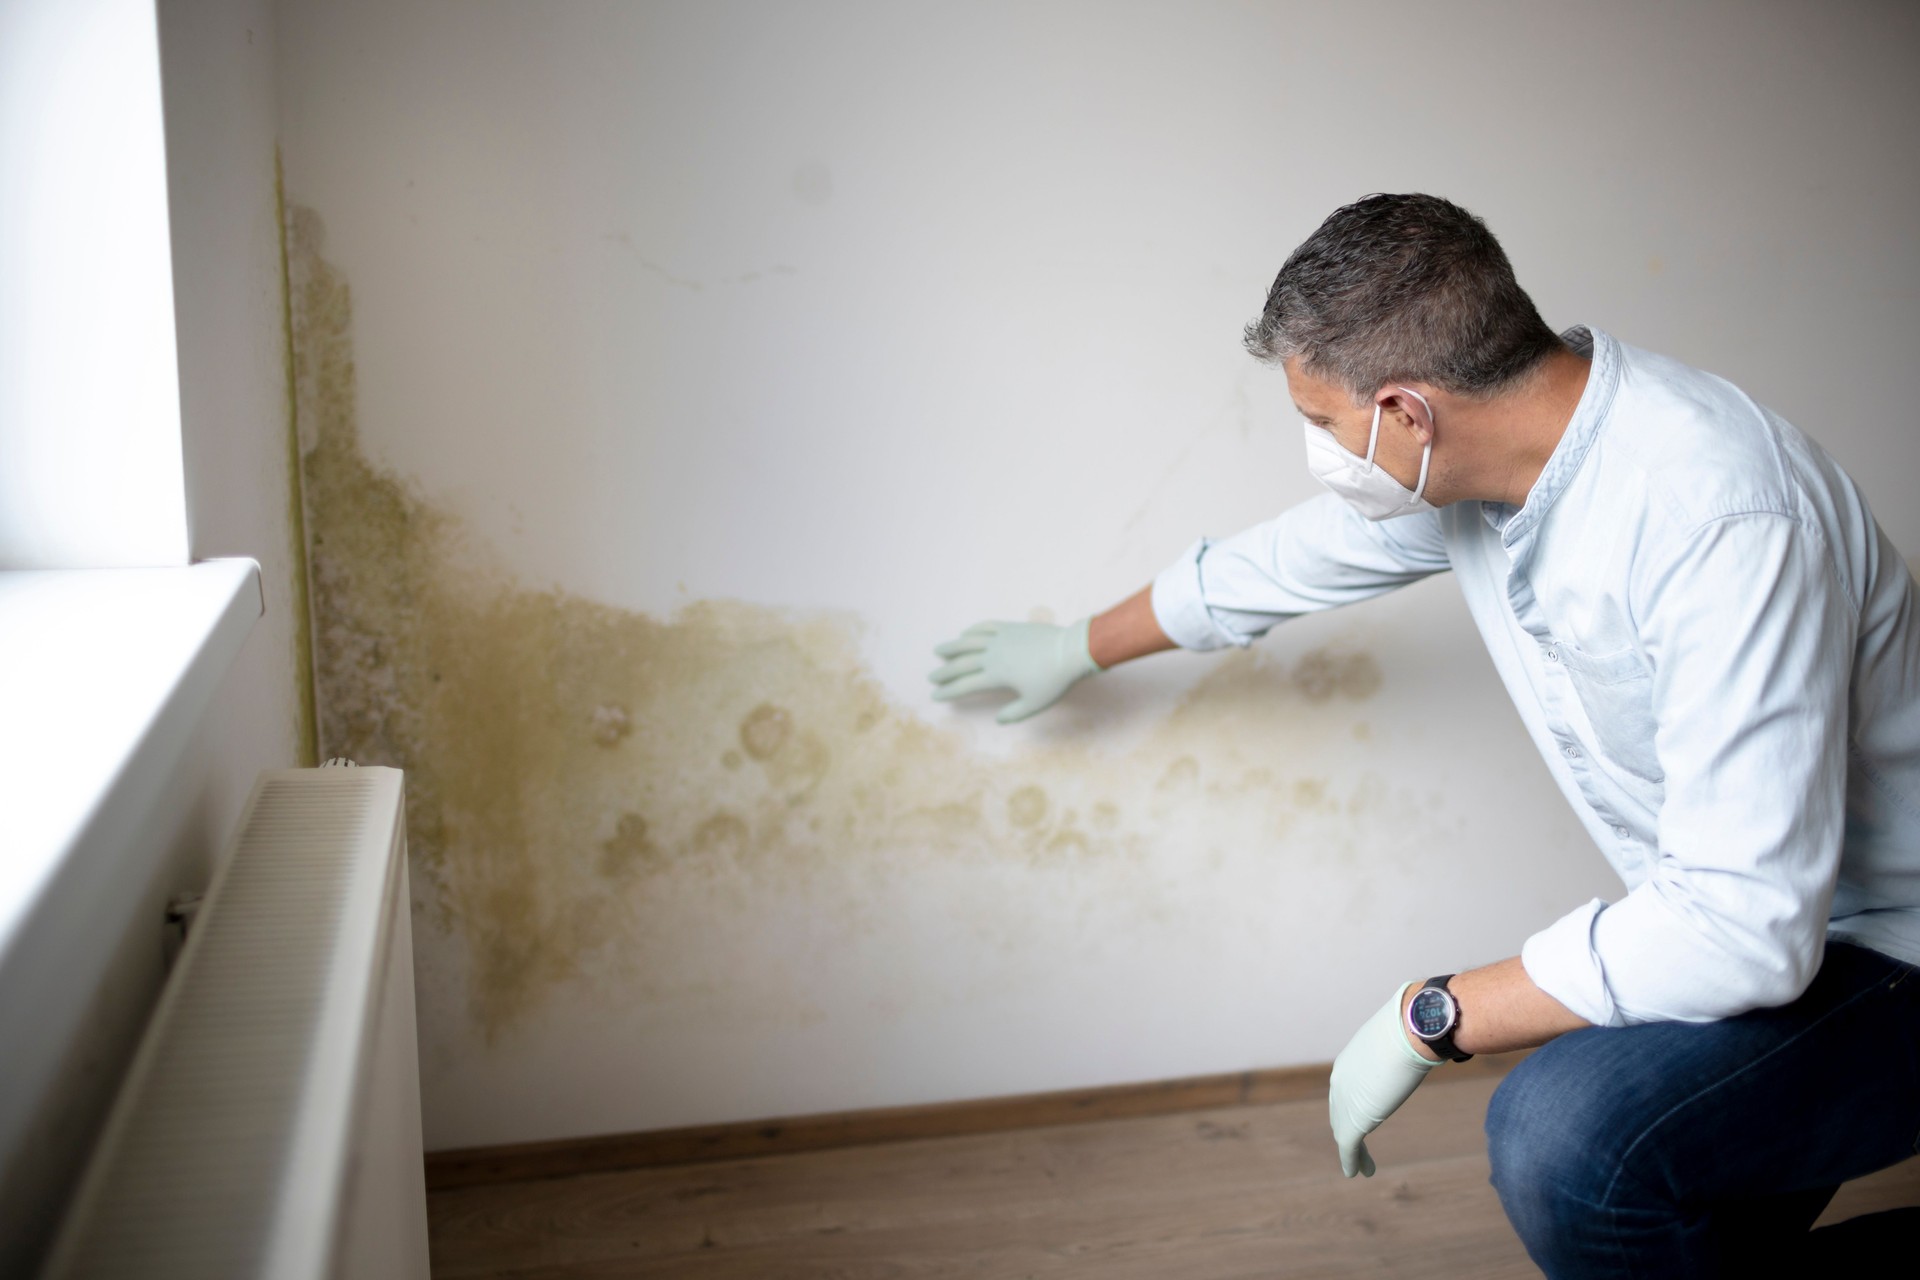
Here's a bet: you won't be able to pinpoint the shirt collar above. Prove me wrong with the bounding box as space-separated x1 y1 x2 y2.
1491 325 1621 548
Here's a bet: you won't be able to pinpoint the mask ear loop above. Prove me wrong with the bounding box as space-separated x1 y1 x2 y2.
1395 386 1434 501
1362 403 1383 472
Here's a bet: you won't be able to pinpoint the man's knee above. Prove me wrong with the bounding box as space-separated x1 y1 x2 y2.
1485 1033 1635 1224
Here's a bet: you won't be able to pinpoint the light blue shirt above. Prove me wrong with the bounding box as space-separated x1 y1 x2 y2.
1151 327 1920 1027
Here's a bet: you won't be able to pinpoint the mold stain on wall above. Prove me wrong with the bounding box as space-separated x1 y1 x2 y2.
274 151 319 767
287 206 1407 1045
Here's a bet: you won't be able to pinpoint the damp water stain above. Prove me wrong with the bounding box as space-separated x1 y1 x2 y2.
598 811 659 877
288 205 1397 1043
590 704 631 747
1007 786 1049 829
738 703 792 760
1290 650 1381 702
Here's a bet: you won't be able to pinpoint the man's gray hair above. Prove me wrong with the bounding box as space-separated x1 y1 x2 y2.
1245 193 1562 401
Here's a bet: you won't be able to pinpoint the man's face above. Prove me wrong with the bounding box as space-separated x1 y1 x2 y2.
1283 356 1434 495
1284 358 1376 457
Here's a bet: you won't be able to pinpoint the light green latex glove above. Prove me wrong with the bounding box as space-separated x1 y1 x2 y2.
927 618 1101 724
1329 981 1437 1178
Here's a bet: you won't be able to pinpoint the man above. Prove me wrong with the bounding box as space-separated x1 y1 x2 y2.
928 194 1920 1275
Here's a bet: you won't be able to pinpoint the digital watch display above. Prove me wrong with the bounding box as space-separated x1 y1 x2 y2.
1405 975 1473 1062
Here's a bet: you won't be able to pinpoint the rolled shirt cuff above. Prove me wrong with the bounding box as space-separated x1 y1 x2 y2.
1520 898 1624 1029
1150 537 1250 652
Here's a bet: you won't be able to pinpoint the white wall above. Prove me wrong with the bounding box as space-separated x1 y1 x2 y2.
0 2 309 1272
275 0 1920 1150
161 0 315 781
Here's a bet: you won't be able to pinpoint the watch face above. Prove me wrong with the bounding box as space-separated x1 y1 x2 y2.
1408 987 1456 1040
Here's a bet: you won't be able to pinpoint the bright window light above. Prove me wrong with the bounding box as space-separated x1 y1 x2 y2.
0 0 188 569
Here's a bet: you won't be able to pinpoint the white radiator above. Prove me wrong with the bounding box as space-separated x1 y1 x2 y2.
40 765 430 1280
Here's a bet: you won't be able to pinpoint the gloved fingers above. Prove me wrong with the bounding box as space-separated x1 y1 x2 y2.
995 696 1043 724
930 672 1005 702
1338 1133 1375 1179
933 636 990 660
962 621 1002 637
927 657 986 685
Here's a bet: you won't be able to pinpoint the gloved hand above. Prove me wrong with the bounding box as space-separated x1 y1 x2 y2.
928 618 1102 724
1329 981 1437 1177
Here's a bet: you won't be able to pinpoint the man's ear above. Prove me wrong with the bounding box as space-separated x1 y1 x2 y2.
1374 385 1436 445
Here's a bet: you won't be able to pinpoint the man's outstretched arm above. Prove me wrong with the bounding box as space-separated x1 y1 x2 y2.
1087 584 1177 668
930 495 1450 723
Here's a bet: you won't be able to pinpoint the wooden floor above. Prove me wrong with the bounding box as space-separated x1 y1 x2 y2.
427 1070 1920 1279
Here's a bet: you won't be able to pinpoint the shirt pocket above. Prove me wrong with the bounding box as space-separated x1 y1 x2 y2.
1557 642 1663 784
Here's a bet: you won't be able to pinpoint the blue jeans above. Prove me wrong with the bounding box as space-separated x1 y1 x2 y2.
1486 940 1920 1277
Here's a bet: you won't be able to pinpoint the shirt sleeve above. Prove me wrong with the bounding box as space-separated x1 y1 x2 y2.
1149 494 1452 651
1521 512 1855 1026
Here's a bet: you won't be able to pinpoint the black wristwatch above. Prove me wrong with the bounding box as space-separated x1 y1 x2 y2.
1405 974 1473 1063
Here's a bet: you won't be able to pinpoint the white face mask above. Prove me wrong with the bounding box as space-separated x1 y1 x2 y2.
1301 386 1435 521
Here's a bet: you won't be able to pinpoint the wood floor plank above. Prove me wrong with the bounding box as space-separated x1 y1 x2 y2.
428 1086 1481 1256
428 1073 1920 1280
1816 1154 1920 1225
432 1151 1530 1280
429 1075 1521 1279
426 1057 1525 1192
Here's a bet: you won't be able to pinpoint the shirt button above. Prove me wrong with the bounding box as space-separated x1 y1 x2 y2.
1545 648 1560 662
1614 825 1629 838
1563 745 1581 760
